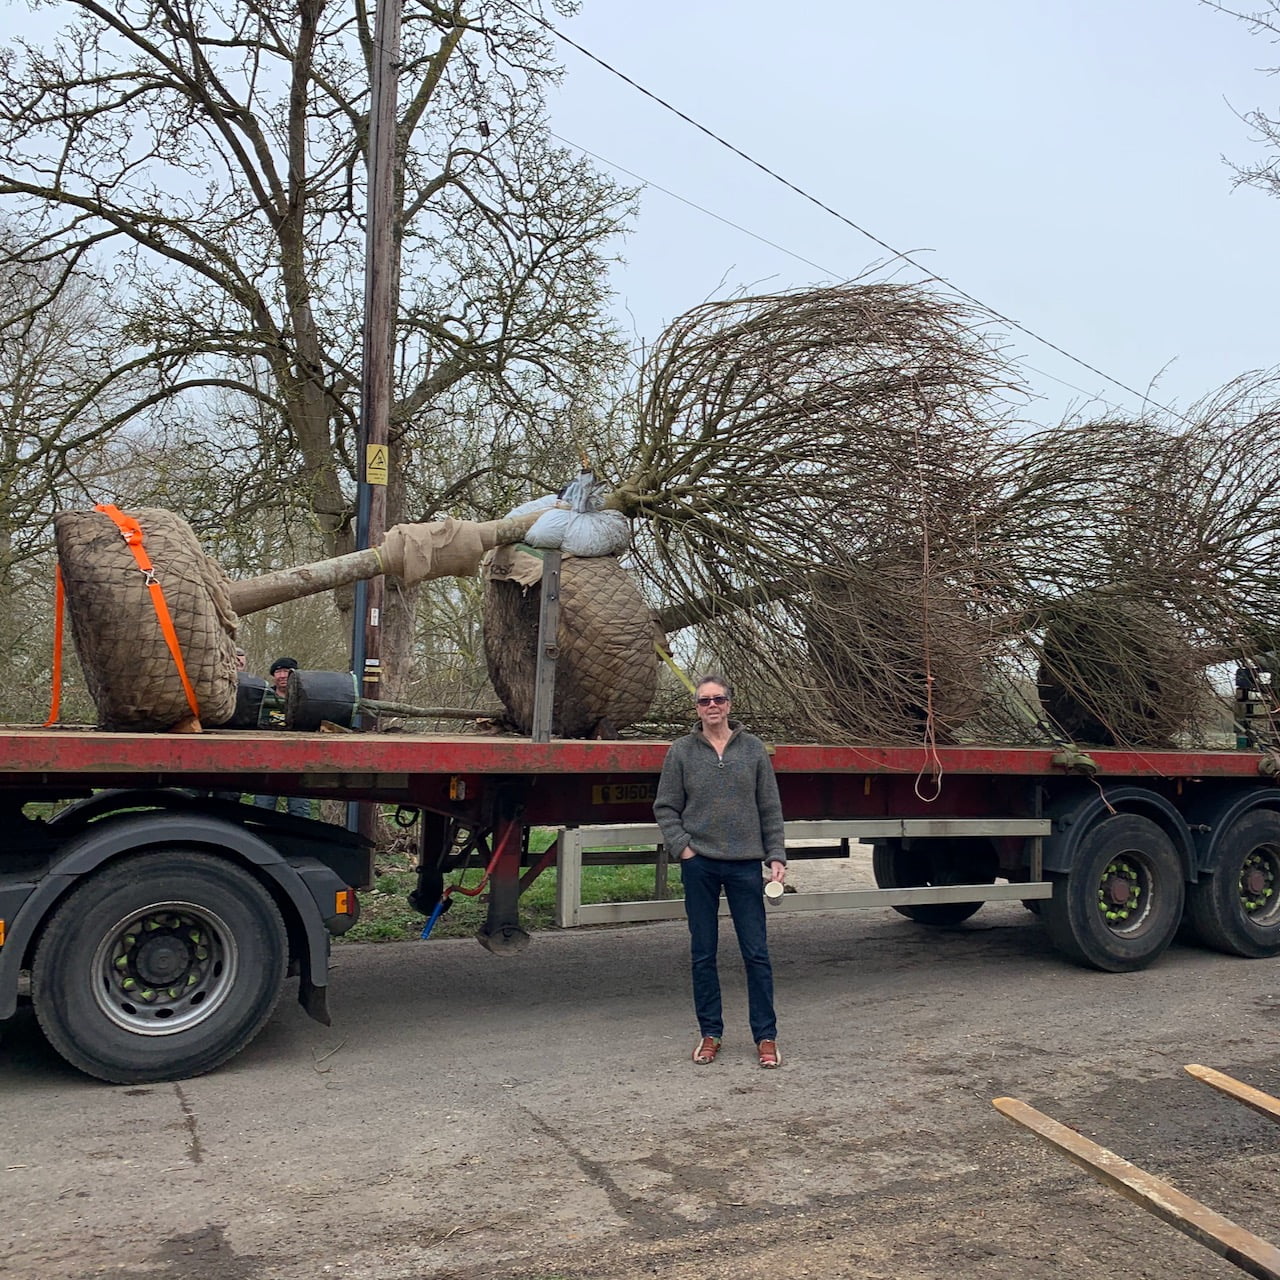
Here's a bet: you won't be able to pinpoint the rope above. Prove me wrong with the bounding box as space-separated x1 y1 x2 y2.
910 406 944 803
94 504 202 725
656 641 697 694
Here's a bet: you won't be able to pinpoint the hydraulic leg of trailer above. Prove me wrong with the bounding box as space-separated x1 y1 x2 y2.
476 812 530 954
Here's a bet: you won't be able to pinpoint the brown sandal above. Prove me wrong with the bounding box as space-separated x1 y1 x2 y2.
692 1035 722 1065
757 1039 781 1069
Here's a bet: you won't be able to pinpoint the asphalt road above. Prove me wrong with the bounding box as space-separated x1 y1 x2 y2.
4 895 1280 1280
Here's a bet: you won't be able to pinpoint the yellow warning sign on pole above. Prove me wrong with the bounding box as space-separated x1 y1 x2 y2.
365 445 388 485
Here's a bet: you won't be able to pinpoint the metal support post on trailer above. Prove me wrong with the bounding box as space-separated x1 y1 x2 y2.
654 843 670 899
1029 785 1045 881
556 826 583 928
530 550 562 745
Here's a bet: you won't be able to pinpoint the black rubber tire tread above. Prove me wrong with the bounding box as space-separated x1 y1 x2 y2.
1040 814 1183 972
31 850 287 1084
1185 809 1280 959
871 839 996 926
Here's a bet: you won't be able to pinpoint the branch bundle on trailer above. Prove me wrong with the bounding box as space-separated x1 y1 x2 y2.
612 282 1023 743
1032 591 1209 748
602 287 1280 749
987 374 1280 747
977 418 1202 747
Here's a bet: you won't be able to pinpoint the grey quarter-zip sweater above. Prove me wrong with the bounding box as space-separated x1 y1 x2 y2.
653 721 787 865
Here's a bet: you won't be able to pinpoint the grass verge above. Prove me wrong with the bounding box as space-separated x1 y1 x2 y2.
340 839 682 943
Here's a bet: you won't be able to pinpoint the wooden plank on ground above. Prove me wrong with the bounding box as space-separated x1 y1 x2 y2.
993 1096 1280 1280
1186 1064 1280 1126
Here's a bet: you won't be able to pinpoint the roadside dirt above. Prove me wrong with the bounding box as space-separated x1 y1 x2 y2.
3 855 1280 1280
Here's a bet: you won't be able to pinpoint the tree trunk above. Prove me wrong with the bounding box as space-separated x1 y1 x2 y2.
227 547 385 616
227 513 541 617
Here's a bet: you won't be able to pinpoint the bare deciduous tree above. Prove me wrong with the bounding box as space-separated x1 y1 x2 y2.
1204 1 1280 197
0 0 633 692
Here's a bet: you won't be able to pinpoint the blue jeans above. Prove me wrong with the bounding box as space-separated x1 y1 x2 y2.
680 855 776 1043
253 795 313 818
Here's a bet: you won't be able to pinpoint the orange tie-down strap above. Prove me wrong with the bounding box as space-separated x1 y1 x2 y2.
93 503 201 725
43 564 65 727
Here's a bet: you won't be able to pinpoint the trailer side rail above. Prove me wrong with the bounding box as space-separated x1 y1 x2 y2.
555 818 1053 928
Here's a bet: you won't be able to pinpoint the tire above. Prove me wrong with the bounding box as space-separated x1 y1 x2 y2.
871 839 997 926
32 850 287 1084
1184 809 1280 958
1041 814 1184 972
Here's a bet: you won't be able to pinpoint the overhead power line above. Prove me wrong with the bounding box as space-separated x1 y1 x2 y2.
548 131 838 279
554 128 1144 419
510 0 1190 424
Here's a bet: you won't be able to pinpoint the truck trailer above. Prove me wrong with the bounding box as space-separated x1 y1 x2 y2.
2 726 1278 1083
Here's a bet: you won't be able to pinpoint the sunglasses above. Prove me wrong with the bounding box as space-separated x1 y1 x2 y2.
696 695 729 706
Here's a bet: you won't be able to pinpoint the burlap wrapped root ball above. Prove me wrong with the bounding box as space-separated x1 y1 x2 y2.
54 508 239 731
1036 592 1207 748
482 548 660 737
802 565 988 742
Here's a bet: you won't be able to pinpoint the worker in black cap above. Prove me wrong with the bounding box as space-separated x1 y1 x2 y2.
269 655 298 687
255 657 298 727
253 657 312 816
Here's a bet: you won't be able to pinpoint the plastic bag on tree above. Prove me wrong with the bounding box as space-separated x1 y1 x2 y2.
504 494 560 522
522 469 631 557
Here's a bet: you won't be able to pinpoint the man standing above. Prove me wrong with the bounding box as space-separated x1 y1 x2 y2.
654 675 787 1068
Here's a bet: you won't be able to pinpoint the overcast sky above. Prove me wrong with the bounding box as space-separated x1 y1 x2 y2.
6 0 1276 428
546 0 1280 426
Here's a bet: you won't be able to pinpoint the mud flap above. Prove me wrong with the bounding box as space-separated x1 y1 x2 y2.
299 977 331 1026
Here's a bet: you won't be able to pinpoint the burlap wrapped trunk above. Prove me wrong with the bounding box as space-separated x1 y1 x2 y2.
482 548 659 737
1037 595 1204 748
54 508 239 731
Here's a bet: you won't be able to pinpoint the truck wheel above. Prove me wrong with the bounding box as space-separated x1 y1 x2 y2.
1041 814 1183 972
32 851 287 1084
871 839 996 926
1184 810 1280 958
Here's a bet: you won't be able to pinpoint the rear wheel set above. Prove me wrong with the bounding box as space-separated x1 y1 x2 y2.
1184 810 1280 959
1042 814 1184 972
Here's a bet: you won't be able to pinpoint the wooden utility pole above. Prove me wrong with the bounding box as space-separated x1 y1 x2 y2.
350 0 401 833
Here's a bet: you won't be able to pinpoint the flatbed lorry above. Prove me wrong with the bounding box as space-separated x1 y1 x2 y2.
3 725 1279 1083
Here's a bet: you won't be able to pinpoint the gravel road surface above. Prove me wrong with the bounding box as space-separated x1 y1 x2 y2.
4 859 1280 1280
